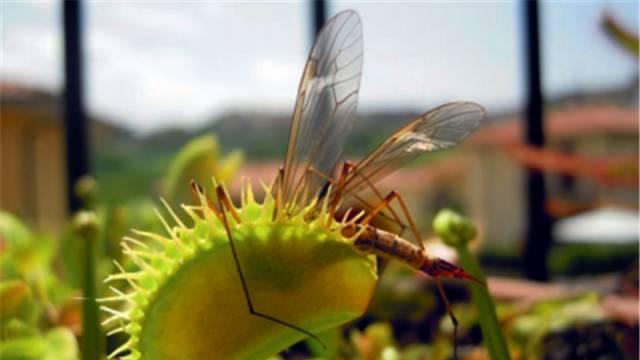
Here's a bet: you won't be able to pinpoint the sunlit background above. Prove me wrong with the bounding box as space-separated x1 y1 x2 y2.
1 1 638 359
3 2 638 130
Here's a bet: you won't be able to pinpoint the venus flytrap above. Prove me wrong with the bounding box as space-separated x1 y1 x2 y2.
101 182 378 359
102 9 486 359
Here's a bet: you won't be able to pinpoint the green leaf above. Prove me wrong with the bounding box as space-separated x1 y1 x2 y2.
43 328 79 360
0 328 79 360
0 336 48 360
164 134 243 207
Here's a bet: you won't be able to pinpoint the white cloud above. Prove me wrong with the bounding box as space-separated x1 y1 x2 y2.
2 1 61 88
252 58 300 102
2 1 637 134
82 2 308 132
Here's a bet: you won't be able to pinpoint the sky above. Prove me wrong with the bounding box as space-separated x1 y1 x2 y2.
2 0 638 134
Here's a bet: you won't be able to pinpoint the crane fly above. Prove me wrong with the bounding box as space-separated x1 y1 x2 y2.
192 9 485 358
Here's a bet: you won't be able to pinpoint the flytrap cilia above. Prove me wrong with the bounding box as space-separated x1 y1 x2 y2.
192 9 484 358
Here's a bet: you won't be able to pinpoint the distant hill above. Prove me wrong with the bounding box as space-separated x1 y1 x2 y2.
89 80 637 204
205 110 430 159
90 117 135 147
96 78 638 160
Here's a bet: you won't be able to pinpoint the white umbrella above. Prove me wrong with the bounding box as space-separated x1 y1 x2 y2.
553 207 639 245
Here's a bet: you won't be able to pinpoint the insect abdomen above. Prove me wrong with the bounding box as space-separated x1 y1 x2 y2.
351 226 481 283
353 227 427 269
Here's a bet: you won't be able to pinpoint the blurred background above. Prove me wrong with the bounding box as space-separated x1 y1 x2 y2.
1 1 638 359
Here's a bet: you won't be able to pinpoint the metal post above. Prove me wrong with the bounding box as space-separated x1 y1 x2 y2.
522 0 552 281
311 0 327 38
63 0 90 212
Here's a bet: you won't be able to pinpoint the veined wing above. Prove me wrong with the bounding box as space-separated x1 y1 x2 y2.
281 10 363 212
342 102 485 194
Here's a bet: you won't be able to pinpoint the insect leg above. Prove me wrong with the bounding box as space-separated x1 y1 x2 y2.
272 167 285 220
358 190 425 250
435 277 459 360
190 180 222 221
214 185 325 349
343 163 425 249
353 188 461 356
305 165 400 228
216 186 242 224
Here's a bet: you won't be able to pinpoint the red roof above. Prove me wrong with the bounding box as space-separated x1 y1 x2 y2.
0 81 56 103
470 105 638 147
229 157 470 196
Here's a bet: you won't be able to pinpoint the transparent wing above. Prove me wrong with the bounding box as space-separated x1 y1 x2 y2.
281 10 363 211
343 102 485 194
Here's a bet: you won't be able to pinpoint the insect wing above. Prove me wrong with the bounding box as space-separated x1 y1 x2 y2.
282 10 363 211
343 102 485 194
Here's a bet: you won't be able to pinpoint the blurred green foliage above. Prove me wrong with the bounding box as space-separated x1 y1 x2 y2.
0 327 78 360
0 212 80 359
479 242 639 277
324 265 630 360
549 243 638 276
93 140 171 206
92 125 453 208
505 293 627 360
1 134 243 359
164 134 243 207
602 13 639 58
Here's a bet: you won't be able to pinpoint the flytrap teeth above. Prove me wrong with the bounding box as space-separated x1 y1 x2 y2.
100 180 360 359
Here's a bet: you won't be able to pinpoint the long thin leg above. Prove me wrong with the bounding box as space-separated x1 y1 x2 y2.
359 190 425 250
344 164 424 250
190 180 222 222
305 166 405 231
312 162 414 246
340 163 402 226
272 167 285 220
191 180 242 224
215 186 325 349
330 176 458 356
435 278 459 360
217 186 242 224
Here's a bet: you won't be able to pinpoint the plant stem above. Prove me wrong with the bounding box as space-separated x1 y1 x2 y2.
456 245 511 360
433 209 511 360
75 211 102 360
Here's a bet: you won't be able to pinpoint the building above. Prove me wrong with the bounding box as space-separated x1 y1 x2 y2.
232 103 638 250
0 82 67 231
467 104 638 248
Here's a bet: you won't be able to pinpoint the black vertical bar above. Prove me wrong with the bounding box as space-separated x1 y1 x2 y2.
63 0 89 212
311 0 327 38
522 0 552 281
